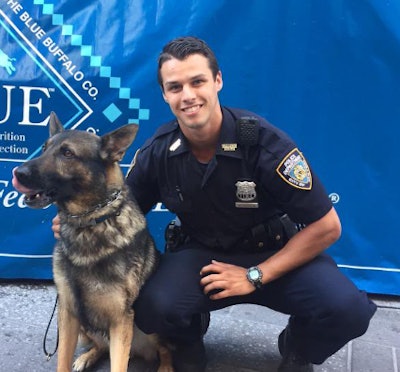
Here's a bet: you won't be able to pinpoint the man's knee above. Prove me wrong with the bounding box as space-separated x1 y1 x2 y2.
293 290 376 365
134 288 175 334
339 292 376 336
319 290 376 338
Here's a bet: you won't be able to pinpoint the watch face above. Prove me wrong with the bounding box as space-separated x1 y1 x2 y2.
247 266 263 289
249 269 259 280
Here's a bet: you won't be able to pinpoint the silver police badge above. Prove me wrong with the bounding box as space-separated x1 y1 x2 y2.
235 181 259 208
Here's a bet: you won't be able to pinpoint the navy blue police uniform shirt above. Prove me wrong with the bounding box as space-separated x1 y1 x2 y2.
126 107 333 251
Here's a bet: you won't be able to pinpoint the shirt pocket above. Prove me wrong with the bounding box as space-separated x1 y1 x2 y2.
160 186 193 214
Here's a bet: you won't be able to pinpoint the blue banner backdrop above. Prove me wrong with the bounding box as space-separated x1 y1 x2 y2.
0 0 399 295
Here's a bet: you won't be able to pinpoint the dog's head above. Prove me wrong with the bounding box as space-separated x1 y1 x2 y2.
12 112 138 210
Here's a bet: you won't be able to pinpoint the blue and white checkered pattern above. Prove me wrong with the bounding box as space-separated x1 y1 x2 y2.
34 0 150 125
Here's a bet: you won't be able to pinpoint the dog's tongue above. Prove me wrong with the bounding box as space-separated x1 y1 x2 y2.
11 167 36 195
11 167 52 209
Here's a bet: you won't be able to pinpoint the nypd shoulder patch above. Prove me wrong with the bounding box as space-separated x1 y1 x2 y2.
276 148 312 190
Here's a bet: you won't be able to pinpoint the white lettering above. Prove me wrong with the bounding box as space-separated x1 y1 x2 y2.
4 190 19 207
0 144 29 154
7 0 23 15
152 203 169 212
19 86 51 126
19 11 46 40
0 85 14 124
0 180 27 208
82 80 98 98
0 85 52 126
74 71 84 81
0 131 26 141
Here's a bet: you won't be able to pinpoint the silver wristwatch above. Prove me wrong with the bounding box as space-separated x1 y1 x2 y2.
246 266 263 289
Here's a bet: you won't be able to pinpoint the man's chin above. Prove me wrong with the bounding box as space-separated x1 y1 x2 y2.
179 118 206 131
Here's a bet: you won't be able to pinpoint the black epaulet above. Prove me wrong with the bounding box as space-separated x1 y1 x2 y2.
139 120 178 152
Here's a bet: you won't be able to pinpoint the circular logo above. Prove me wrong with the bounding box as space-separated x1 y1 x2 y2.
329 193 340 204
86 127 99 134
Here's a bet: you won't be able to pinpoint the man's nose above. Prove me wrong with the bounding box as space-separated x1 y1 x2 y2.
181 85 195 100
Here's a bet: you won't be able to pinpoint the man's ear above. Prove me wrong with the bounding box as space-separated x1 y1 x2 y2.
216 70 223 92
100 124 139 162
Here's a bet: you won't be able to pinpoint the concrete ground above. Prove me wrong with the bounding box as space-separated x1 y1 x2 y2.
0 281 399 371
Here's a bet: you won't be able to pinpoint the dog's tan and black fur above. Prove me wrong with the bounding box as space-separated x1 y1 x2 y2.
12 113 173 372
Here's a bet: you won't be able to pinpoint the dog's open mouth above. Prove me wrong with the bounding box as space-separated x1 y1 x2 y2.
23 191 54 209
12 168 54 209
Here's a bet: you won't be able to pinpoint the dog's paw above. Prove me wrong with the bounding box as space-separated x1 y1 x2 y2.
72 355 93 371
72 348 103 371
72 358 90 371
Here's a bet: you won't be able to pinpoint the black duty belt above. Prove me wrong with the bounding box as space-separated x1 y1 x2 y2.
237 214 304 253
165 214 304 253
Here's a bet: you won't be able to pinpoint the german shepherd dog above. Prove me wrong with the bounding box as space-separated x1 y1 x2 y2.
12 112 173 372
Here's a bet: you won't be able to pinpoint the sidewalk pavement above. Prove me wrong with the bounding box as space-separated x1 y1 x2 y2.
0 281 399 372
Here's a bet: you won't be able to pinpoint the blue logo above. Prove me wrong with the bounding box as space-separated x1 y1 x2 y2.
0 2 150 164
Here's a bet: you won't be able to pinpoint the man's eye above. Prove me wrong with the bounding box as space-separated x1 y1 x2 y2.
169 85 181 92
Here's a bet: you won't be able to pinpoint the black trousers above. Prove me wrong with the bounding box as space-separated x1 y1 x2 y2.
134 242 377 364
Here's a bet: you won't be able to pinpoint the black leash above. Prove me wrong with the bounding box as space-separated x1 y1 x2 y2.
43 294 59 361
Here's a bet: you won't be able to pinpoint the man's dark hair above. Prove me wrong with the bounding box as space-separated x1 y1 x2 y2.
157 36 220 88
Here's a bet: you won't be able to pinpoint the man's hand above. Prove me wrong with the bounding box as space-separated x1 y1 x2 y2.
200 260 256 300
52 214 61 240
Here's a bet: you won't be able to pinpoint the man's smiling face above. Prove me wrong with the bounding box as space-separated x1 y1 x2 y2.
160 53 223 133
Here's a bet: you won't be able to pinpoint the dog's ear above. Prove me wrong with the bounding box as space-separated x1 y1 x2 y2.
49 112 64 137
100 124 139 162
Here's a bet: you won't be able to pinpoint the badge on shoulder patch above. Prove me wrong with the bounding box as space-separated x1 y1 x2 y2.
276 148 312 190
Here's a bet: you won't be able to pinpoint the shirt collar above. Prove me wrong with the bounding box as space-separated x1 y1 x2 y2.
167 107 244 159
167 121 190 157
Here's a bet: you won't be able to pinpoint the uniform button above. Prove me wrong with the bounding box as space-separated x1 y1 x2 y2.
258 242 264 248
275 235 281 241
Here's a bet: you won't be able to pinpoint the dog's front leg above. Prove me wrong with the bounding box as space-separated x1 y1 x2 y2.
109 314 134 372
57 305 80 372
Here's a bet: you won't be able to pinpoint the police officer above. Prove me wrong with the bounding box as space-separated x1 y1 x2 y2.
52 37 376 371
124 37 376 372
